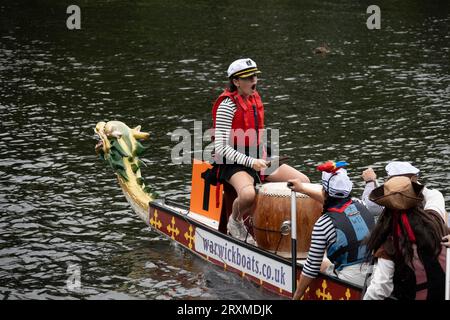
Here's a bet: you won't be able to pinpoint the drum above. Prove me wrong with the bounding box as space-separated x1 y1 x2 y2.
252 182 323 258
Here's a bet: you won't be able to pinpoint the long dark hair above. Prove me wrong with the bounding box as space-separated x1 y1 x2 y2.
365 205 447 268
322 194 351 213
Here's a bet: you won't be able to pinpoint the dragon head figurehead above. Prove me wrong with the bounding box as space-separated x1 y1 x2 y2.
95 121 156 213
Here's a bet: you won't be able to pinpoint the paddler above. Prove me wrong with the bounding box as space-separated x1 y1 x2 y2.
289 161 375 299
363 176 449 300
361 161 447 224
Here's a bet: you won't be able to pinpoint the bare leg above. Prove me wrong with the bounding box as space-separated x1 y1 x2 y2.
227 171 256 221
266 164 310 183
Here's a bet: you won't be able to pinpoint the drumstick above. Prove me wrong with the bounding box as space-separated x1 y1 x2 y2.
266 155 290 168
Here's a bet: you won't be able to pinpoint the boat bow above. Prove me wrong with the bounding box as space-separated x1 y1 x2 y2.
94 121 156 222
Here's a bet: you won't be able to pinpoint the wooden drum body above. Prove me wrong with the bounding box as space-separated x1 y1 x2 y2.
252 182 323 258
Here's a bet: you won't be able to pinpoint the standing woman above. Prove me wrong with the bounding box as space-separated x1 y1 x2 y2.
211 58 310 244
363 176 448 300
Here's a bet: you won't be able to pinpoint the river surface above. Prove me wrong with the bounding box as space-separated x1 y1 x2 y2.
0 0 449 299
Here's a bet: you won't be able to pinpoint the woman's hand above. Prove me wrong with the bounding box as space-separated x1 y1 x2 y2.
442 235 450 248
288 179 326 204
252 159 268 171
362 168 377 183
287 178 304 193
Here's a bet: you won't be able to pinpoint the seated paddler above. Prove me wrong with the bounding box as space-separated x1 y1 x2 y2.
288 161 375 300
208 58 310 245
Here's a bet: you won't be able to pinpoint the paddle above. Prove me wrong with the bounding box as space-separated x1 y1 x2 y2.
446 247 450 300
287 181 297 295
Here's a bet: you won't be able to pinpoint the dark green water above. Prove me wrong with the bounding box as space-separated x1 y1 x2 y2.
0 0 449 299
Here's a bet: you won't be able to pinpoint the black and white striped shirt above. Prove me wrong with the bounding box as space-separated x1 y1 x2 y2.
302 214 337 278
215 97 255 168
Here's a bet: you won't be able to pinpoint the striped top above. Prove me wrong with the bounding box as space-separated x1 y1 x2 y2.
214 97 255 168
301 214 336 278
301 198 366 278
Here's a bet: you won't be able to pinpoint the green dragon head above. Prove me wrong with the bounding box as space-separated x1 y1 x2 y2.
95 121 156 205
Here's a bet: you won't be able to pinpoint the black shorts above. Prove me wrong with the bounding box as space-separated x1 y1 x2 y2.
219 164 262 185
203 164 264 186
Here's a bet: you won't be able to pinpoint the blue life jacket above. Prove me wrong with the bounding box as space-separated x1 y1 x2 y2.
326 198 375 271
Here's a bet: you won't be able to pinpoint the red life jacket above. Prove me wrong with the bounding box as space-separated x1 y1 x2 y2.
210 89 266 207
212 89 264 147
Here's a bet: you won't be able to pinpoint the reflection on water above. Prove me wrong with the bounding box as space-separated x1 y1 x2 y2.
0 0 449 299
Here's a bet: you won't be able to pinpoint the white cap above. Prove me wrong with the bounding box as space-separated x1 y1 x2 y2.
385 161 420 177
321 168 353 198
227 58 261 78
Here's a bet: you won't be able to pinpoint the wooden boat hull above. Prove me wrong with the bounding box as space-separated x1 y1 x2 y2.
145 199 362 300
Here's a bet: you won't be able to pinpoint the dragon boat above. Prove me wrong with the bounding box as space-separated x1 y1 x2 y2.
94 120 364 300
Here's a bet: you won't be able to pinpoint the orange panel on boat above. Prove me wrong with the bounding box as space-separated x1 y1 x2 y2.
189 159 223 223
